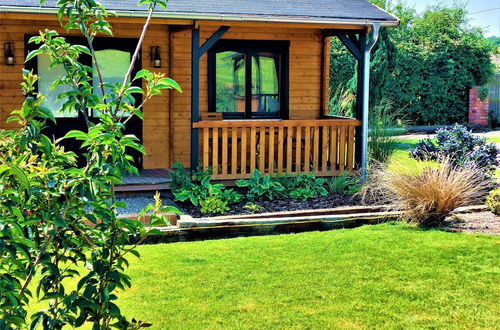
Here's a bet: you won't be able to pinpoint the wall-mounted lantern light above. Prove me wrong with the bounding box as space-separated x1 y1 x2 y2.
150 46 161 68
4 42 15 66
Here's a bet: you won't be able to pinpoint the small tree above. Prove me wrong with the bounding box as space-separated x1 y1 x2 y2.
0 0 180 328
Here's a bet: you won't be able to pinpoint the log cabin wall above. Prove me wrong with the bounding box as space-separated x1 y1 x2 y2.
0 16 171 169
169 25 326 167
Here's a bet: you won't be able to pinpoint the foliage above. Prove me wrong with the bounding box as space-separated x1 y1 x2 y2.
171 164 241 210
169 161 192 192
285 174 328 200
410 124 499 172
0 0 179 328
200 196 229 215
326 172 362 196
486 188 500 215
236 169 285 201
243 202 264 213
330 1 496 125
368 99 406 163
477 86 489 102
362 160 487 227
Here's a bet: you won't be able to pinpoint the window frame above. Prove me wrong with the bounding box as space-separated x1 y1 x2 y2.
208 39 290 120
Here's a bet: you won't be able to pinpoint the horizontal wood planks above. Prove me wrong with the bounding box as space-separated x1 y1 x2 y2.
195 119 361 179
0 18 171 169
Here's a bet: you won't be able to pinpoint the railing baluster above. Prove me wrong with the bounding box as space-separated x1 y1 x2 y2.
304 126 311 172
259 127 266 173
268 126 275 174
322 126 328 174
277 127 284 174
250 126 257 173
222 127 228 176
203 128 209 171
231 127 238 175
347 126 355 171
313 126 319 173
212 127 219 176
330 125 338 173
241 127 247 176
295 125 302 173
286 126 293 174
339 126 346 172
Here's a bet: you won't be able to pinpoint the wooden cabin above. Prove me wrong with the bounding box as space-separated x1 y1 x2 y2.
0 0 399 182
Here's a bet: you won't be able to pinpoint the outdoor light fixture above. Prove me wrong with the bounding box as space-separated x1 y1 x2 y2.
4 42 15 66
150 46 161 68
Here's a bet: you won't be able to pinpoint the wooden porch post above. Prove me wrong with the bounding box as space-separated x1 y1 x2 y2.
190 25 230 172
325 29 368 169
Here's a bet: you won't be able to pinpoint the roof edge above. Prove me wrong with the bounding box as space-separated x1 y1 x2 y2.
0 6 400 27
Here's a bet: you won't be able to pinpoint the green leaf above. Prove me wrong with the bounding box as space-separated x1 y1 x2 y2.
25 49 44 63
7 162 30 192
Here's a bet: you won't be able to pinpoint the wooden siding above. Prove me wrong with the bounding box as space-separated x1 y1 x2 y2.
0 18 171 169
169 25 326 166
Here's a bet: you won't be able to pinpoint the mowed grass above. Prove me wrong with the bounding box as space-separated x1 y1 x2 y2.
107 223 500 329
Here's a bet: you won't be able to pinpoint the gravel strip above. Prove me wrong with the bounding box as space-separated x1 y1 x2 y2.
116 192 180 215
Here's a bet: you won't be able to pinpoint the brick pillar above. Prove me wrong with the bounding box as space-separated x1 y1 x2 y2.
468 87 489 127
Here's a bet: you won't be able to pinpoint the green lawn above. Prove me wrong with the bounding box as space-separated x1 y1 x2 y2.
99 223 499 329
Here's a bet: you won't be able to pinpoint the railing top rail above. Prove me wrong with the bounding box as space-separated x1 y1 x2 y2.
193 119 361 128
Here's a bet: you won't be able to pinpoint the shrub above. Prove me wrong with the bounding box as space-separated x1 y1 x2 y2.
236 169 285 201
368 99 406 164
327 172 362 196
410 124 499 172
171 165 241 210
200 196 229 215
362 160 487 227
486 188 500 215
287 174 328 200
243 202 264 213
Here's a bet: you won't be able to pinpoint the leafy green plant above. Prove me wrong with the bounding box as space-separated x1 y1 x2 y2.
327 172 362 196
368 99 406 164
236 169 285 201
243 202 264 213
200 196 229 215
171 166 241 211
486 188 500 215
0 0 178 328
287 173 328 200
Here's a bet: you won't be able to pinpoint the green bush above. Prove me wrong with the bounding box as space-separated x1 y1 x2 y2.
243 202 264 213
330 2 495 125
171 165 241 209
200 196 229 215
486 188 500 215
286 173 328 200
236 169 285 201
327 172 362 195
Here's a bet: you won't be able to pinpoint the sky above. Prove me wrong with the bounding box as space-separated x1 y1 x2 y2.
408 0 500 37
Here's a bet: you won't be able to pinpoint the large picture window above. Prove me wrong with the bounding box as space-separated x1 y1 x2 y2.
208 40 289 119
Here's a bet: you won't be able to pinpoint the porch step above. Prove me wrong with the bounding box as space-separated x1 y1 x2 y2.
115 168 171 192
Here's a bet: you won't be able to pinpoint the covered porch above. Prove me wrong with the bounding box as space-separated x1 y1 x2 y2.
188 24 381 180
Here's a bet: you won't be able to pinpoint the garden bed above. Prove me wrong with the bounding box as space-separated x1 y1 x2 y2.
175 190 362 218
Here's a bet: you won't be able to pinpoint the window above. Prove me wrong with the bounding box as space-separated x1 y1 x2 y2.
37 53 75 118
208 40 289 119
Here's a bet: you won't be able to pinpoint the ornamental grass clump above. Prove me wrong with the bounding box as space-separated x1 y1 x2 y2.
362 159 487 227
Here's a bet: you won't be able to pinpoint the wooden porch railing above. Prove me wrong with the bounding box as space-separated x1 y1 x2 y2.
193 119 361 180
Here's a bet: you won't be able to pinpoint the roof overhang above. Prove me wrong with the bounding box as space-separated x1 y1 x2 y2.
0 5 400 27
